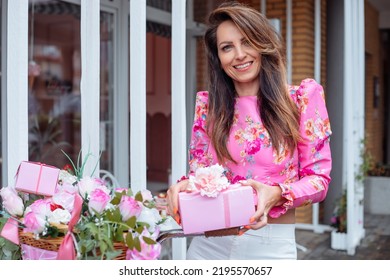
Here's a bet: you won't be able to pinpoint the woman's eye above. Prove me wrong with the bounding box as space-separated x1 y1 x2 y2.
221 45 232 51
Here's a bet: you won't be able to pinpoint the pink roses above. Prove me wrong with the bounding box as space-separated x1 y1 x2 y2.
119 195 142 221
125 228 161 260
88 188 111 215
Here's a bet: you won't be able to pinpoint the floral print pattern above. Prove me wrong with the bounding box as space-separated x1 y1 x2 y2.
188 79 332 218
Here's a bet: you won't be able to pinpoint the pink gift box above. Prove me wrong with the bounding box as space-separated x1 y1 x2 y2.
15 161 60 196
21 244 58 260
178 185 256 234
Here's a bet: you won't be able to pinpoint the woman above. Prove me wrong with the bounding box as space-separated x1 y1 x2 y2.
167 1 332 260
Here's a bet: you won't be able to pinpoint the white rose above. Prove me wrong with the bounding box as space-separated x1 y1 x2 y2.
48 208 71 224
137 207 162 232
59 170 78 186
52 191 75 212
77 177 110 199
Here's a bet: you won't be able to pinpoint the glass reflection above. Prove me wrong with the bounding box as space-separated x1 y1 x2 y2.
27 0 114 174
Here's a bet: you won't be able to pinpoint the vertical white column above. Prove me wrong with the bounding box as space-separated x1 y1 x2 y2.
171 0 187 260
356 0 366 243
286 0 292 84
129 0 147 192
343 0 354 255
312 0 321 233
344 0 365 256
2 0 28 184
80 0 100 176
115 0 130 187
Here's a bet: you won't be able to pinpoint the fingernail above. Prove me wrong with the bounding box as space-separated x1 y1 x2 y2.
238 230 245 236
249 217 255 223
244 225 251 229
173 207 178 215
174 216 180 224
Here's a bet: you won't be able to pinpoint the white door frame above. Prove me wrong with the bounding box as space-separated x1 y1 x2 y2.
100 0 130 187
1 0 29 186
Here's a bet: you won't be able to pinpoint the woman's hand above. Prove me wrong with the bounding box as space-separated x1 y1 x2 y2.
166 179 191 225
238 179 285 233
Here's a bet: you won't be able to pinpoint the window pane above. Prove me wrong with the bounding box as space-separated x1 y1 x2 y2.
28 1 115 174
99 11 114 172
146 30 171 192
28 0 81 168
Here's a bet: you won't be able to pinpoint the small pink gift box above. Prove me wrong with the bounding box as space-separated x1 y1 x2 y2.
178 185 256 234
15 161 60 196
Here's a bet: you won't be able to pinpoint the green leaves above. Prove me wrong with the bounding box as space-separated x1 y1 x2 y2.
61 148 102 179
105 208 121 223
125 231 134 249
126 216 137 229
142 236 157 245
134 236 141 252
135 192 143 202
45 225 62 238
110 191 124 205
0 237 22 260
125 231 144 252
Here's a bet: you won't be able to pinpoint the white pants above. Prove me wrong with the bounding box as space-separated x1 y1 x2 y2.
186 224 297 260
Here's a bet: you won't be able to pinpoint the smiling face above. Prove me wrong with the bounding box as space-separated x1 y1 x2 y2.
216 20 261 96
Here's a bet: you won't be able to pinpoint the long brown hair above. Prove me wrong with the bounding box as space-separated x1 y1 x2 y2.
204 1 300 163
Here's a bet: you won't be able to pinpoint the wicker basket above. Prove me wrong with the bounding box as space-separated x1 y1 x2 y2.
19 230 128 260
20 231 64 252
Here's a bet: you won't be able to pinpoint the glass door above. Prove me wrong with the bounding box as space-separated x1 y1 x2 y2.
99 10 115 173
27 0 116 175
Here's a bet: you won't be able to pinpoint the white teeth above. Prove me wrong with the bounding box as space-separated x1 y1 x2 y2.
234 62 251 69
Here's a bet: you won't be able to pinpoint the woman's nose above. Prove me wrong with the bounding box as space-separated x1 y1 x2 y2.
235 46 246 60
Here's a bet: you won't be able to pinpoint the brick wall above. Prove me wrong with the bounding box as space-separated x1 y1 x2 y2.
257 0 327 89
292 0 315 84
265 0 287 41
365 2 384 164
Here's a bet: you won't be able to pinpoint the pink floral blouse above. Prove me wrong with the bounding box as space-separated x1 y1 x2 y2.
188 78 332 218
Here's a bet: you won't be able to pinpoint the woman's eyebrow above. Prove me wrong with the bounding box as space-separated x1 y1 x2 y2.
218 37 245 47
218 41 232 47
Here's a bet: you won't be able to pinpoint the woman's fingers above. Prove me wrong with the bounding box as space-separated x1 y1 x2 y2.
250 211 268 230
166 179 190 225
166 187 180 224
239 178 260 190
239 179 270 231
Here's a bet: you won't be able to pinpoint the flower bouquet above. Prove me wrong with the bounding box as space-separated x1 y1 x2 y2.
0 151 166 260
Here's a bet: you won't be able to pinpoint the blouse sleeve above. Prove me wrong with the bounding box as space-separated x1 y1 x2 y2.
187 91 214 175
269 79 332 218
